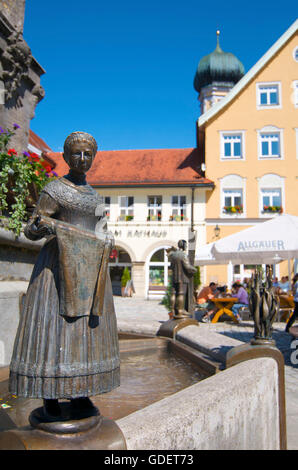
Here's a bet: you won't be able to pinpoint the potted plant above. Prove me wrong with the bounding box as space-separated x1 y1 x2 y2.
118 214 134 221
0 125 57 236
223 205 243 214
263 205 283 214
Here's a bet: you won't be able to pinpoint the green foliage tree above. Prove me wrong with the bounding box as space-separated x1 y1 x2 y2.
161 278 172 312
193 266 201 291
121 267 131 287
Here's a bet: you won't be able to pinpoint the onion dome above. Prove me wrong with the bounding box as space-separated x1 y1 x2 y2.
194 31 245 93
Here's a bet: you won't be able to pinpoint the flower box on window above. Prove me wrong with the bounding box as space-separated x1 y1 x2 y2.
223 205 243 214
262 205 283 214
118 214 134 221
147 214 162 221
169 215 188 222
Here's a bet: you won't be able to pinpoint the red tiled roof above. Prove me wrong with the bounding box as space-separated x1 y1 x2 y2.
46 148 213 187
29 130 52 153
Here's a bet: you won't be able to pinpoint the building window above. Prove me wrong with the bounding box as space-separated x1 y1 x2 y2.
104 196 110 219
292 80 298 107
260 188 282 215
170 195 187 221
222 189 243 215
147 196 162 221
119 196 134 221
256 83 281 108
259 131 281 159
220 132 244 160
293 47 298 62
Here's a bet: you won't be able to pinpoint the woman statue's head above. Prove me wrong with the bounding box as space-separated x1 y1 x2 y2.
63 131 98 174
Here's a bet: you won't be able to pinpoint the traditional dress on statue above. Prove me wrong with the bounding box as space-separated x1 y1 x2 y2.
9 177 120 399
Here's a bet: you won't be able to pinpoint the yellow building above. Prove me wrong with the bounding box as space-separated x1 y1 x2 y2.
195 19 298 285
47 20 298 295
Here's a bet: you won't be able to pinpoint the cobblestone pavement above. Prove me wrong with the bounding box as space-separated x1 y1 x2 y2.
113 296 298 450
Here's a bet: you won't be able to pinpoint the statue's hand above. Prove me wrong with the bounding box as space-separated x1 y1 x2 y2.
31 216 55 237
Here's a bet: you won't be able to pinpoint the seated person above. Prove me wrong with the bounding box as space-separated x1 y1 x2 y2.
272 277 280 288
217 285 227 296
278 276 290 293
231 282 249 323
197 282 218 322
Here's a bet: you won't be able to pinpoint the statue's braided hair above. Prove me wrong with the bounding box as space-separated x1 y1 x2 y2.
63 131 98 159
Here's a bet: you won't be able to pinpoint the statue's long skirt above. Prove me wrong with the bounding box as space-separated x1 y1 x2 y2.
9 239 120 399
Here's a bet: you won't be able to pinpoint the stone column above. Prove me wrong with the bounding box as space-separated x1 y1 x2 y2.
0 1 26 33
0 0 45 154
131 262 146 298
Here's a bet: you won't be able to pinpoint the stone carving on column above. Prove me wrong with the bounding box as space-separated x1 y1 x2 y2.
1 31 32 102
0 1 45 153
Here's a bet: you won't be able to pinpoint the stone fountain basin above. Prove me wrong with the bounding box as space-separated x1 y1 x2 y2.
0 334 219 431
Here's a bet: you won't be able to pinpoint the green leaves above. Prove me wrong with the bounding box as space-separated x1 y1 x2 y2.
0 127 56 236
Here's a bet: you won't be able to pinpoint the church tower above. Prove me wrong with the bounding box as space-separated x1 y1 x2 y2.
194 31 245 115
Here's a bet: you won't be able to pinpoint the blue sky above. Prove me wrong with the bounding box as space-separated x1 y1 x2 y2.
23 1 297 152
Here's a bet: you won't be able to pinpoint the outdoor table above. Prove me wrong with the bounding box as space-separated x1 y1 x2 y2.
278 295 294 322
211 297 240 323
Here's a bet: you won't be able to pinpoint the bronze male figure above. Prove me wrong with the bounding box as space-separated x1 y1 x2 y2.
167 239 197 319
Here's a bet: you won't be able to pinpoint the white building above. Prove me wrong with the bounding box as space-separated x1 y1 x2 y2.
49 147 214 298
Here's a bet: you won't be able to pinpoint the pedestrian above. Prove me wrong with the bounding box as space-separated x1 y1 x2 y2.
285 274 298 333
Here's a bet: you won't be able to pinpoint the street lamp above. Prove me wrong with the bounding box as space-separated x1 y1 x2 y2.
214 224 220 238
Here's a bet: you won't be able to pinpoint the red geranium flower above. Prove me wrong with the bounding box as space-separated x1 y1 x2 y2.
8 148 17 156
29 152 40 162
40 160 52 173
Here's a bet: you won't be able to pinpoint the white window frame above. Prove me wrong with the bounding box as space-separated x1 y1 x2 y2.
220 131 245 160
104 196 111 219
256 82 282 109
257 174 285 218
219 174 246 218
171 195 187 221
257 126 283 160
260 188 282 216
119 196 134 220
147 195 162 221
292 80 298 108
293 46 298 62
222 189 243 216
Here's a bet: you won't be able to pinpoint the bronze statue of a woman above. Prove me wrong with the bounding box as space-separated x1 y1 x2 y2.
9 132 120 419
